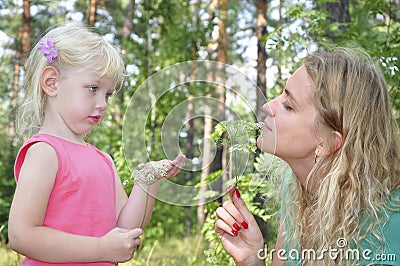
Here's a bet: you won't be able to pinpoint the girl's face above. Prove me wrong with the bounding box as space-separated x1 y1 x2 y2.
257 65 319 165
51 69 115 138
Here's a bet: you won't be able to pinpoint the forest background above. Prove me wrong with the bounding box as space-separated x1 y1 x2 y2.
0 0 399 265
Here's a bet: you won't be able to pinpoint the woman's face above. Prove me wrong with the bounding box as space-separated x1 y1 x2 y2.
257 65 319 165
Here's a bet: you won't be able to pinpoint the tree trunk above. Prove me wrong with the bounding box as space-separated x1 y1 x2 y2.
276 0 284 94
186 0 199 179
197 92 213 226
87 0 97 26
197 0 218 226
255 0 268 122
21 0 31 68
215 0 228 201
7 0 31 167
114 0 135 129
325 0 350 40
146 26 156 155
255 0 268 159
122 0 135 41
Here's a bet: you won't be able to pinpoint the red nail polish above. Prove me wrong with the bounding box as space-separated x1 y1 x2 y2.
231 229 238 236
235 188 241 198
233 223 241 231
241 221 248 229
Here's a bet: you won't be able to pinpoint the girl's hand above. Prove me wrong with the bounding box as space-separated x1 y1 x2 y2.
143 154 186 180
215 186 265 266
98 227 143 263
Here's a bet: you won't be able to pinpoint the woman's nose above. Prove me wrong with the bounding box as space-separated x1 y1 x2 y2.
262 101 275 117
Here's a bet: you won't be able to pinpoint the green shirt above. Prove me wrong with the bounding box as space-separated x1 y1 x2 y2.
282 189 400 265
359 191 400 265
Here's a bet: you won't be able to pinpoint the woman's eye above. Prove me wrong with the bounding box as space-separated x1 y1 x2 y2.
282 101 293 111
88 86 98 92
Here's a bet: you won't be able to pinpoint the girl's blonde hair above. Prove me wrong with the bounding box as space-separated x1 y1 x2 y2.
17 26 125 137
283 48 400 265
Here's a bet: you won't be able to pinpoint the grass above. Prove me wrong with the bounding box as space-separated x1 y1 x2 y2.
0 245 23 265
0 235 210 266
122 235 210 266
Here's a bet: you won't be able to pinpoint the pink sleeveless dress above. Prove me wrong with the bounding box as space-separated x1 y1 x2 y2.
14 133 116 265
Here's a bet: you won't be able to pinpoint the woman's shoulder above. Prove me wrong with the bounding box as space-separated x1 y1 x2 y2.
362 190 400 263
382 189 400 236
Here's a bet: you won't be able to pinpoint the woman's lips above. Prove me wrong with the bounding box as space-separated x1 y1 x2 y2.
261 122 272 132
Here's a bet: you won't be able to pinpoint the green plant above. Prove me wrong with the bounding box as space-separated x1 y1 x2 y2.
201 120 281 265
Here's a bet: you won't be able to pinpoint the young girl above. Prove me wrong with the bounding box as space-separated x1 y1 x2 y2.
8 26 185 265
214 49 400 265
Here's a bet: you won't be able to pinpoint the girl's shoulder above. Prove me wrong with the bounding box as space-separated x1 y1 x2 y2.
15 134 59 181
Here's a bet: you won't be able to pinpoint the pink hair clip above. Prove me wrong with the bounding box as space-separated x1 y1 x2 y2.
38 36 58 64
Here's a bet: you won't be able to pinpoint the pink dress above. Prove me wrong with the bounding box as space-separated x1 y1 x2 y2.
14 133 117 265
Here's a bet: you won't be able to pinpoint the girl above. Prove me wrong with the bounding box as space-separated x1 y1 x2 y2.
8 26 185 265
214 49 400 265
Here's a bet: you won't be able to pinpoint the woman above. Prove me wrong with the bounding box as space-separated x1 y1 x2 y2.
215 49 400 265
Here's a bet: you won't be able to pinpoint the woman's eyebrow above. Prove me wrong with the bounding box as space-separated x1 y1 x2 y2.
284 88 298 106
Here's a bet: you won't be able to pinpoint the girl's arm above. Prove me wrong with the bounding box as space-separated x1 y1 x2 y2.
8 142 142 263
115 155 185 229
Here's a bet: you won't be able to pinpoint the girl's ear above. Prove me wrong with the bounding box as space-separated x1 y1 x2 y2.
41 66 60 96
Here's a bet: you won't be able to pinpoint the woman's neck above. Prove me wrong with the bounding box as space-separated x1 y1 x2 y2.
285 157 317 194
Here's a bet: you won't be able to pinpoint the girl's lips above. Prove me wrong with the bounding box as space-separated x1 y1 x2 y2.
88 115 101 123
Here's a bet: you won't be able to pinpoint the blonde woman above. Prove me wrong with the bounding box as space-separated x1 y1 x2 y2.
8 26 185 265
215 49 400 265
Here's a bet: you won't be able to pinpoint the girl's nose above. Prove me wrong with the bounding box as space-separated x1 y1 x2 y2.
95 97 107 111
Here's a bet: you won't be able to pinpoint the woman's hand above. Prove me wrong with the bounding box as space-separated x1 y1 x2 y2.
215 186 265 266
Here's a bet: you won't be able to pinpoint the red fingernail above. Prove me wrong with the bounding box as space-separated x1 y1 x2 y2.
231 229 238 236
235 188 241 198
233 223 241 231
241 221 248 229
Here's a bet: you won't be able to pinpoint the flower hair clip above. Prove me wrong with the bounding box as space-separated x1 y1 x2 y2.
38 36 58 64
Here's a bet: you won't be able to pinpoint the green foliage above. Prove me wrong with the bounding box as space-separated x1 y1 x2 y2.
201 168 279 265
201 117 280 264
265 0 400 123
1 0 400 261
211 120 262 154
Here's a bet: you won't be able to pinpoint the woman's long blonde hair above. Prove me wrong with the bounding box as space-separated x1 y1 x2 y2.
282 48 400 265
17 25 125 137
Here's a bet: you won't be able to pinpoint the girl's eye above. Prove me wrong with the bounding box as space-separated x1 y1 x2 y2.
88 86 98 92
105 92 113 100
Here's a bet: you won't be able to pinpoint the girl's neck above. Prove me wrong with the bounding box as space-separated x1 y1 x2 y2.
40 110 87 145
39 128 86 145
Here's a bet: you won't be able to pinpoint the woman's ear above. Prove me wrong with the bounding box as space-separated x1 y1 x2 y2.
332 131 343 152
40 66 60 97
316 130 343 157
